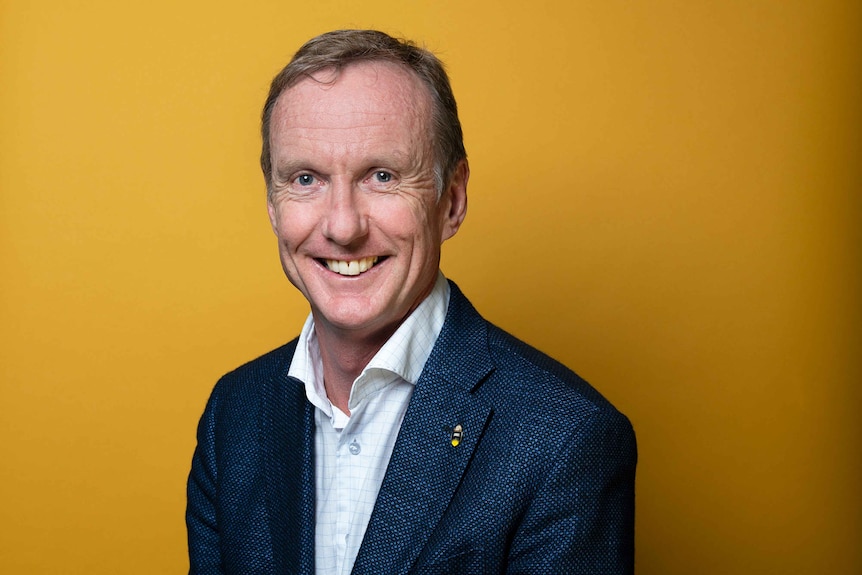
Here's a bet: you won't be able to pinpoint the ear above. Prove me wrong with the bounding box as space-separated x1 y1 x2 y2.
440 159 469 242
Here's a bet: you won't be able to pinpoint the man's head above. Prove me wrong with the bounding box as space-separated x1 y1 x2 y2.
260 29 466 198
263 31 469 342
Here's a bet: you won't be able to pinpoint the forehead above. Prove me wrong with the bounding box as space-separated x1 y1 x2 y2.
272 61 432 135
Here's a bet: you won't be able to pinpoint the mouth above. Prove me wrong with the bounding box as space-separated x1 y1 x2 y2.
320 256 381 276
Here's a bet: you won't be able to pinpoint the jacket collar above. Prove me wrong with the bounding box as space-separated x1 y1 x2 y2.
351 281 495 574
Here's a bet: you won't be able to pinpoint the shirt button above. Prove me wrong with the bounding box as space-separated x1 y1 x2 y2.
348 439 361 455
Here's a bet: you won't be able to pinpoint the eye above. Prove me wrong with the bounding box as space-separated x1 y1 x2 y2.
374 171 393 183
296 174 315 186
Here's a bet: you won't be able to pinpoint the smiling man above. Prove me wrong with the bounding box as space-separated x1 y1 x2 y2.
187 30 636 575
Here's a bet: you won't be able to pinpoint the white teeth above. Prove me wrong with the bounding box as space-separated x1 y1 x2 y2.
325 256 379 276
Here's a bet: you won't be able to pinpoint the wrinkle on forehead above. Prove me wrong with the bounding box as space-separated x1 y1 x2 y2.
269 61 435 177
304 61 429 105
273 62 431 134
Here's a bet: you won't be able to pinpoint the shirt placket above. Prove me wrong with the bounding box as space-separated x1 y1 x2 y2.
334 418 365 575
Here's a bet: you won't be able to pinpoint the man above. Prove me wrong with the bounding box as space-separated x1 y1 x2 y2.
187 29 636 575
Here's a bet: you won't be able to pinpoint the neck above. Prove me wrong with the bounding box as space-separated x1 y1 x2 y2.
311 275 440 413
313 321 395 414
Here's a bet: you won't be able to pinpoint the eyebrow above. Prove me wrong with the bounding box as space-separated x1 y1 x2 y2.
273 160 304 183
272 155 331 186
273 149 417 181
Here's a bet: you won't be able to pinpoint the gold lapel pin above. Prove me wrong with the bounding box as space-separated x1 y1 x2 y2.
451 424 463 447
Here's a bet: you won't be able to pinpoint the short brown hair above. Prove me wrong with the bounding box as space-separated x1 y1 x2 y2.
260 29 466 197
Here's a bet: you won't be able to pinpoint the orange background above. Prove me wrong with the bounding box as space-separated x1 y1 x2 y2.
1 1 859 573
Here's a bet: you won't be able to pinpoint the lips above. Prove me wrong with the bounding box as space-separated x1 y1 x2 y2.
323 256 379 276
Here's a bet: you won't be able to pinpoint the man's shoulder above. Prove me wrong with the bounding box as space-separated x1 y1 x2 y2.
456 314 636 476
209 338 299 402
443 281 626 419
483 323 622 415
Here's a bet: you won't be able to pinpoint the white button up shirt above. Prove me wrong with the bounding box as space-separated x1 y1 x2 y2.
288 273 450 575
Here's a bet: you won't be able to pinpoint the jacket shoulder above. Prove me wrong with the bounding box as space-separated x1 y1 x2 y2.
484 323 626 419
202 339 300 425
213 339 298 393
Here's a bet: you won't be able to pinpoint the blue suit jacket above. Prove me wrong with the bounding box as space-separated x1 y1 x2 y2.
187 282 636 574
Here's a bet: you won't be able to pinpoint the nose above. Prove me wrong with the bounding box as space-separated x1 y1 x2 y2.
321 180 368 246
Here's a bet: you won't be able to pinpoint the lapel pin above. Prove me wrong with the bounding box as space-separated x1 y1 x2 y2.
450 424 463 447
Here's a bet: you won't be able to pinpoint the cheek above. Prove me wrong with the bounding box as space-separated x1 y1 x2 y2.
380 194 438 236
272 204 317 244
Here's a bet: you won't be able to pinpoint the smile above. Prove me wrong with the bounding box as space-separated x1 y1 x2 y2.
323 256 380 276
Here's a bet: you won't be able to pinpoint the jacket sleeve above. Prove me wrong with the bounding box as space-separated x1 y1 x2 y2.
506 408 637 574
186 389 224 575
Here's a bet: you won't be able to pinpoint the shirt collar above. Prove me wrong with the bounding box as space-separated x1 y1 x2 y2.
289 272 450 418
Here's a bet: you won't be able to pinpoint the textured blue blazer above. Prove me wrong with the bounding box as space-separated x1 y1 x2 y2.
187 282 636 574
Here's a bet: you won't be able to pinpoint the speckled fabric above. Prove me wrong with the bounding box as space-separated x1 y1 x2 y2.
187 281 636 574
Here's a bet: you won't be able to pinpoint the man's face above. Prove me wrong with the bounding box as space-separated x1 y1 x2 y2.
267 61 467 341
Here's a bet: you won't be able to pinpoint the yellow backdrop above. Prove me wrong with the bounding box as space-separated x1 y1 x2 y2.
2 1 859 573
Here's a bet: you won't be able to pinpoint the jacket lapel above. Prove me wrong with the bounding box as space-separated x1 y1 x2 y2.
261 350 316 575
352 282 495 575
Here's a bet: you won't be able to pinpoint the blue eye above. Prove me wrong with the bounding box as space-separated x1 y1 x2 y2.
374 171 392 183
297 174 315 186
